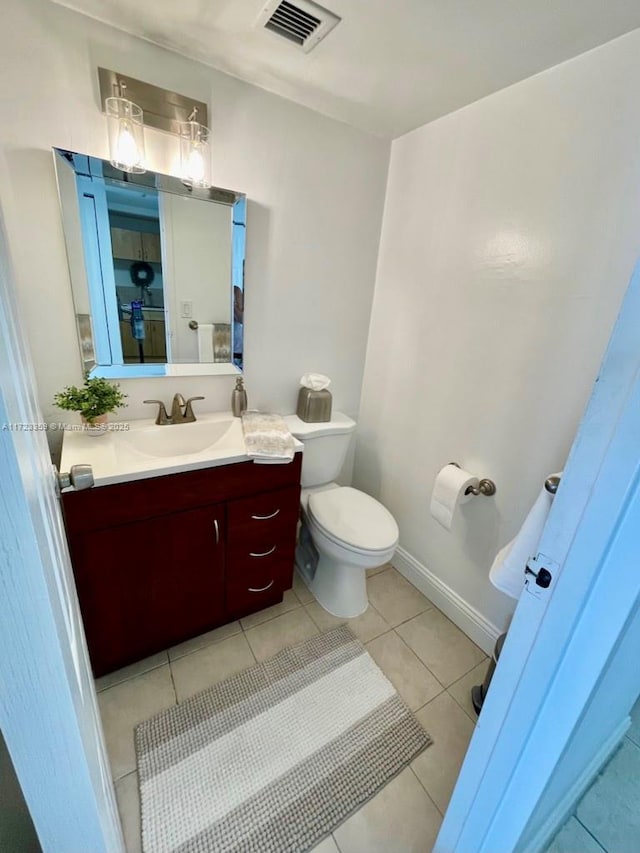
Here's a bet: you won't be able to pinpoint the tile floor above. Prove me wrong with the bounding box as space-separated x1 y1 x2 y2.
98 564 487 853
547 698 640 853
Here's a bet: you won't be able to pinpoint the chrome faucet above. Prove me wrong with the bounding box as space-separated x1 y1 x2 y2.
144 394 205 425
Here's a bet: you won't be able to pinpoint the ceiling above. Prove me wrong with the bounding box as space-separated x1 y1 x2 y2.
51 0 640 138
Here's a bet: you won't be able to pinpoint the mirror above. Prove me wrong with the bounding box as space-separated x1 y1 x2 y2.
53 148 246 377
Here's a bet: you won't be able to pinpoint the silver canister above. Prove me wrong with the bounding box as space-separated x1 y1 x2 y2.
296 387 332 422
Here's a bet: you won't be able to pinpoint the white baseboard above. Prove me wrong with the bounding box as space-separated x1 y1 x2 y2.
392 546 501 655
524 715 630 853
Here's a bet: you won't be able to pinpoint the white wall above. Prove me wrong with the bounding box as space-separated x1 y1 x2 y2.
0 0 388 449
354 30 640 635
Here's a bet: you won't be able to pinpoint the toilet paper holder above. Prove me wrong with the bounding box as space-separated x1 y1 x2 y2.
450 463 497 497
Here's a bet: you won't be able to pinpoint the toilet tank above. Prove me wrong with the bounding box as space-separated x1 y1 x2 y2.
284 413 356 487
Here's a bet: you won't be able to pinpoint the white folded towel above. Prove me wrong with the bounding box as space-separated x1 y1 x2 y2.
197 324 214 363
489 473 561 600
242 412 295 464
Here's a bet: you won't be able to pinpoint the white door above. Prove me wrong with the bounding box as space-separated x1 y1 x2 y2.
436 259 640 852
0 211 123 851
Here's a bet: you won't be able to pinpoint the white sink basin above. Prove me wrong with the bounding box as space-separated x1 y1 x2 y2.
119 417 236 458
60 411 302 489
60 411 255 487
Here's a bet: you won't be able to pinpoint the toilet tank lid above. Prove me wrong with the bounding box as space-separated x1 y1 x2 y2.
283 412 356 439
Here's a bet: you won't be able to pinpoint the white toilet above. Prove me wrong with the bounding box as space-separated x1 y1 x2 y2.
284 413 399 619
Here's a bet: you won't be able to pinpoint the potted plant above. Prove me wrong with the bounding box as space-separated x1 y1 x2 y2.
54 375 127 436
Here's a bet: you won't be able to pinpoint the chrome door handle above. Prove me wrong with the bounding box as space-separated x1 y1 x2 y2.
249 545 276 558
251 509 280 520
214 518 220 546
248 580 275 593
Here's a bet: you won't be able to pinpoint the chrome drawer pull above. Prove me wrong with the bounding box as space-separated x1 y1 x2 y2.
248 580 275 593
249 545 276 558
251 509 280 520
214 518 220 546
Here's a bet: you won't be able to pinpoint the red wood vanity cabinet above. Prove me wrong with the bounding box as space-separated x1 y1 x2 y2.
62 454 301 676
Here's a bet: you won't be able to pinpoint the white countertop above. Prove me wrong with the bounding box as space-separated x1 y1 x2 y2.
60 411 302 488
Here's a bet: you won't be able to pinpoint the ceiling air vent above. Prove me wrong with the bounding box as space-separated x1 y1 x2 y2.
256 0 341 53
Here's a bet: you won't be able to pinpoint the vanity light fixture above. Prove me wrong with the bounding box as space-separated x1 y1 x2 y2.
98 68 210 179
105 81 146 174
180 108 212 189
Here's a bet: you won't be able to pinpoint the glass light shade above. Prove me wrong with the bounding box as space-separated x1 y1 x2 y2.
179 120 211 188
105 96 146 173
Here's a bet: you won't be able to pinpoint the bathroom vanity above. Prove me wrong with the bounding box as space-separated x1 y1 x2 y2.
60 418 301 676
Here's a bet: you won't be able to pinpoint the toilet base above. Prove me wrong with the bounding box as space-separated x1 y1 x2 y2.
310 553 368 619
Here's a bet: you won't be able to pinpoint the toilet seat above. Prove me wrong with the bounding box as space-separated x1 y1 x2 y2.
308 486 399 554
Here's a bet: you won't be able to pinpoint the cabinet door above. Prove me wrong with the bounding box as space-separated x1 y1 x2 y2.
148 319 167 359
110 227 143 260
71 504 225 676
141 232 162 263
119 320 139 358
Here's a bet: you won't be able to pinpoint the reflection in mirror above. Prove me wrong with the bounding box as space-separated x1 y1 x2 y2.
53 148 246 378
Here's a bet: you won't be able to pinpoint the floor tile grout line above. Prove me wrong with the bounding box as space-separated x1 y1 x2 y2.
447 658 489 686
574 815 609 852
95 652 170 695
382 601 434 631
167 657 179 705
114 767 138 784
388 626 449 688
441 656 489 691
242 605 314 640
364 626 395 648
168 631 244 664
246 636 258 663
392 619 487 691
239 595 303 633
412 683 447 717
366 597 391 629
445 686 480 724
332 831 345 853
366 625 460 697
113 768 136 785
304 605 324 632
408 765 445 818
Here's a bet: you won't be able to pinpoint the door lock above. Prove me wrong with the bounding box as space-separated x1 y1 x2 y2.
525 562 553 589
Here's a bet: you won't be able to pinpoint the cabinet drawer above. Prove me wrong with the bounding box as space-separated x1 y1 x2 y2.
226 555 289 613
227 486 300 545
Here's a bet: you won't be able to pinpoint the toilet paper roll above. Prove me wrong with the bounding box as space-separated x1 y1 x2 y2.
430 464 479 531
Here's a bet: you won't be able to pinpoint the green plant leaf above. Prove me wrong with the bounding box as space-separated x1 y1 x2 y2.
53 376 127 423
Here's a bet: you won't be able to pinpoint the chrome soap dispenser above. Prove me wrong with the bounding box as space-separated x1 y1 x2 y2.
231 377 247 417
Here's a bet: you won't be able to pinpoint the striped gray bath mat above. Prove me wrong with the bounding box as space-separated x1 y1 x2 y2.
135 625 432 853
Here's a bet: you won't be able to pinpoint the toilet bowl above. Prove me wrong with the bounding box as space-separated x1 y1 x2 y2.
284 414 399 619
304 485 398 617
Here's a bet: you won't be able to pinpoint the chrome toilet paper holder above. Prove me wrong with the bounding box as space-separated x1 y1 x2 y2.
450 462 497 497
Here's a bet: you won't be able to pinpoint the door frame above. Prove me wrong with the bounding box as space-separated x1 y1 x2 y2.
0 208 123 851
436 261 640 851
